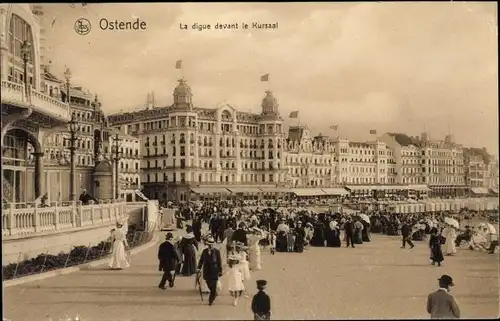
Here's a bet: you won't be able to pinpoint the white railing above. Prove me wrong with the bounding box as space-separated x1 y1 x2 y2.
2 201 128 238
1 80 70 122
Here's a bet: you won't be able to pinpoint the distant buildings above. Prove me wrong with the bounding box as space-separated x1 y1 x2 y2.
107 77 499 203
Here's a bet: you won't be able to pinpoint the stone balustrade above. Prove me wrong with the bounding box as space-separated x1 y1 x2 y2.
1 80 70 122
2 201 127 238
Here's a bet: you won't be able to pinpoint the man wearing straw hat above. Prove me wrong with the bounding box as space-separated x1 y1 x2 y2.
197 236 223 306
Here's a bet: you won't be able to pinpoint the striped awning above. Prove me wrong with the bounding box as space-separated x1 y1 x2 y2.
471 187 489 195
190 188 230 195
292 189 326 197
408 185 431 192
227 187 262 194
321 188 349 196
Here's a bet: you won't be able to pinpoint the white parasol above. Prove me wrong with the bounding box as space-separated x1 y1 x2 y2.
423 219 434 228
444 217 459 229
477 222 497 234
358 214 370 224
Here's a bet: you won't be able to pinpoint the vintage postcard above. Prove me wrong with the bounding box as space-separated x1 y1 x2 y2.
1 2 498 321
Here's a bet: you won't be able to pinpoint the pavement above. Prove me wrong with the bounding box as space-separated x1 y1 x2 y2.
3 232 499 320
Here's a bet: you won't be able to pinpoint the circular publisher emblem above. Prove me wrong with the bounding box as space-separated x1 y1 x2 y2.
75 18 91 35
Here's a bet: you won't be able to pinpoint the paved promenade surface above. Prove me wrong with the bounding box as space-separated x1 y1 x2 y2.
4 233 499 320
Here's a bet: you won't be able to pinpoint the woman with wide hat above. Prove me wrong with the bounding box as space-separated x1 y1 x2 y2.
180 225 199 276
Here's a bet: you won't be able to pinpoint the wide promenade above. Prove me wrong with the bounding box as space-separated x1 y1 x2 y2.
3 232 499 320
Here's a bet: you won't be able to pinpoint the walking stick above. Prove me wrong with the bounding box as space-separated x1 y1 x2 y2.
195 271 204 301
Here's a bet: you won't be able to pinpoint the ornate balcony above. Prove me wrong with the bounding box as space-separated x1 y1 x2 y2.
1 80 71 123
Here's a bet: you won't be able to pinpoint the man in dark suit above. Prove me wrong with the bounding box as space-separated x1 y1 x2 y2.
232 222 249 246
401 221 415 249
158 232 181 290
344 218 355 248
426 274 460 319
197 236 223 305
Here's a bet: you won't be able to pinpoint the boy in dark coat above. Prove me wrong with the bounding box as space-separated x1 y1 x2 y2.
252 280 271 320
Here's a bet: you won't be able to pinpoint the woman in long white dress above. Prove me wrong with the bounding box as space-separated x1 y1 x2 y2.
248 228 266 271
109 223 130 270
443 225 457 255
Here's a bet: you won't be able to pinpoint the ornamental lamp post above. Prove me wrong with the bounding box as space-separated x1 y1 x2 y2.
64 67 72 103
67 115 79 202
112 133 123 200
20 40 31 96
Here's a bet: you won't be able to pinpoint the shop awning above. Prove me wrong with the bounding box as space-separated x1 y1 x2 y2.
321 188 349 196
345 185 372 191
491 188 499 194
408 185 431 192
227 187 262 194
190 187 230 195
259 187 292 193
471 187 489 195
292 189 326 197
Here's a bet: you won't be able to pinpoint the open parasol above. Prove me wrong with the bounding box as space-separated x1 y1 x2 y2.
444 217 459 229
477 222 497 234
358 214 370 224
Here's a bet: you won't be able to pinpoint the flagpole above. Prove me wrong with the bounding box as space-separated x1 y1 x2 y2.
268 75 271 91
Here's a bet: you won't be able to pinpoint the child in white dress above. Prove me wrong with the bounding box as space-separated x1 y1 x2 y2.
235 243 251 297
227 255 245 306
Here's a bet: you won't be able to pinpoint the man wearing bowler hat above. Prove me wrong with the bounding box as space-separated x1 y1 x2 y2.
426 274 461 319
158 232 181 290
197 236 223 306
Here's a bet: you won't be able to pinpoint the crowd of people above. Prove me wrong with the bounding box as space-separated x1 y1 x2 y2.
152 198 498 318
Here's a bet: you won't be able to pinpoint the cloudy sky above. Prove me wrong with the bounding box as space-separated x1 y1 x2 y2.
42 2 498 153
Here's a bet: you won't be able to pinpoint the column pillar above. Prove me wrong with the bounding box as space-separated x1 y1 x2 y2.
33 152 45 199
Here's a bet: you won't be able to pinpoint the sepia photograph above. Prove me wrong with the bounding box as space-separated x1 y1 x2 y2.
1 2 498 320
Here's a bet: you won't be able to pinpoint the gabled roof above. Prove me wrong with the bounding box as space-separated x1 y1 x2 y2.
387 133 419 147
463 147 491 165
44 71 62 83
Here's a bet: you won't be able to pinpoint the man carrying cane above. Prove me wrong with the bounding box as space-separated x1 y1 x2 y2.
158 232 181 290
196 236 223 306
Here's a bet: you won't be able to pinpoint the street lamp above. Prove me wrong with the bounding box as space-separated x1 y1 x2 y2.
20 41 31 95
112 133 123 200
66 115 79 202
64 67 72 103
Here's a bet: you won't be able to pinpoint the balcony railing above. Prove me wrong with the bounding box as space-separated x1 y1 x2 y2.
2 201 127 238
1 80 70 122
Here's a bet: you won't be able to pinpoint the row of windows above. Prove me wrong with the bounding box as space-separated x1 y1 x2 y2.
145 172 281 184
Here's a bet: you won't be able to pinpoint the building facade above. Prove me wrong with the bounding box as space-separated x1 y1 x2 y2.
464 147 499 194
101 128 141 201
108 78 286 202
1 4 71 205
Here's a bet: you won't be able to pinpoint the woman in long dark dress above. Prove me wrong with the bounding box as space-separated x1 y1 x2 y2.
362 221 371 242
311 222 325 247
294 221 306 253
180 226 198 276
429 228 444 267
327 221 342 247
326 221 337 247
